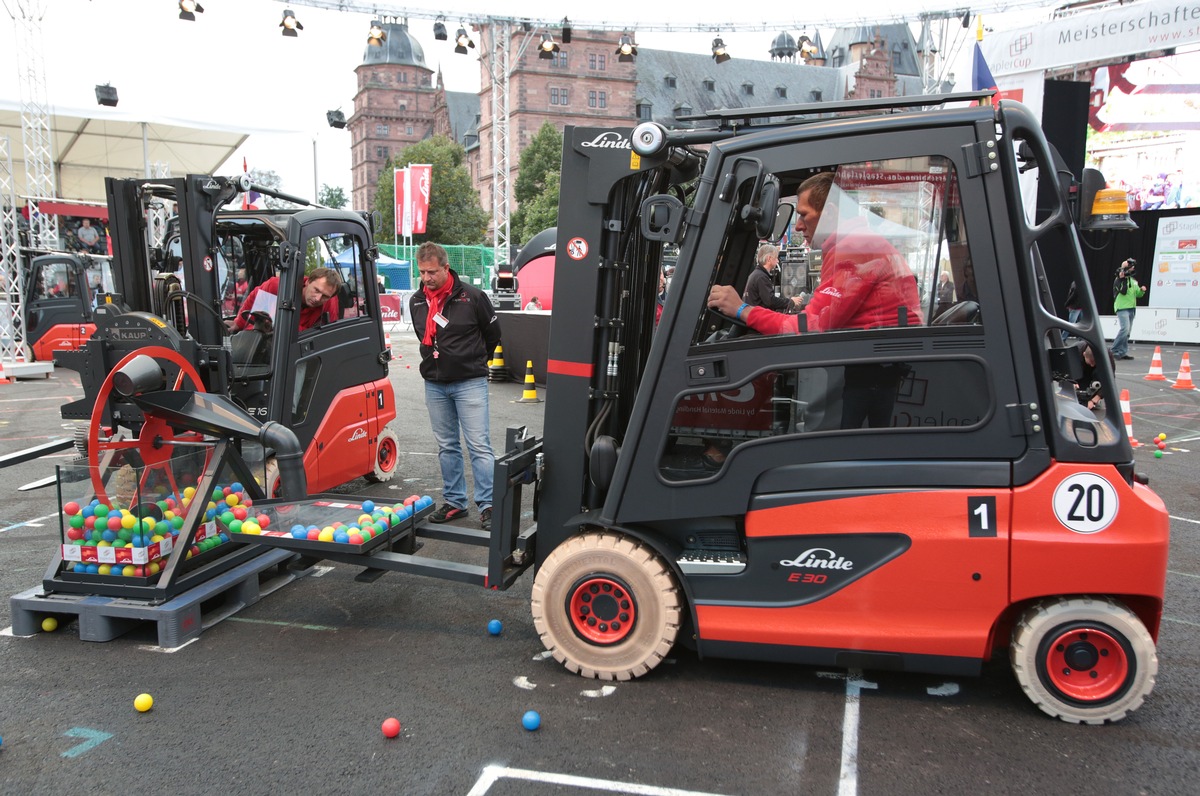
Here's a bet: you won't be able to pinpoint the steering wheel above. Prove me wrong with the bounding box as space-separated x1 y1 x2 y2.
87 347 211 507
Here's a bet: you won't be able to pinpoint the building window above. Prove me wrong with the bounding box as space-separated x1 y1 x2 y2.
553 51 569 68
598 91 607 109
742 82 754 96
589 53 607 70
703 79 715 91
375 123 390 136
550 87 570 106
664 75 676 88
399 72 408 83
406 125 414 135
551 87 560 105
636 102 652 121
375 146 389 159
776 85 787 98
588 91 597 108
810 89 823 102
869 88 883 98
398 100 406 110
589 53 596 69
674 103 692 118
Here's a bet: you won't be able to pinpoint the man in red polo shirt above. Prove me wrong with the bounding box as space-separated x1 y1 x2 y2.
231 267 342 332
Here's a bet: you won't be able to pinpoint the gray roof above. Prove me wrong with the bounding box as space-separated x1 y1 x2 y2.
361 21 430 70
822 24 922 76
445 91 481 144
636 49 843 128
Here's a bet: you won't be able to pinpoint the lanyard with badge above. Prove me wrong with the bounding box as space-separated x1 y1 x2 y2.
431 301 449 358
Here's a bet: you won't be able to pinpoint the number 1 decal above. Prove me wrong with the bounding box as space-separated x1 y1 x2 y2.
968 496 997 537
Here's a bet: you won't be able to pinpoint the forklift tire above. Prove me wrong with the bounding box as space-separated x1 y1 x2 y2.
531 532 682 681
366 425 400 482
262 459 281 499
1010 596 1157 724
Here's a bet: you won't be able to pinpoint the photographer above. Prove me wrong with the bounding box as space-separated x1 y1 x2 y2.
1111 258 1146 361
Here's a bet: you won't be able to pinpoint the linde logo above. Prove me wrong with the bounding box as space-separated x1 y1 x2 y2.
779 548 854 571
348 428 367 442
580 132 631 149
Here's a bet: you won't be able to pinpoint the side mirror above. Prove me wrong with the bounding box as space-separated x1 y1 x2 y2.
639 195 687 243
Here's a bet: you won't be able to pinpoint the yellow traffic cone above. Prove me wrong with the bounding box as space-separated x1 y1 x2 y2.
518 360 542 403
488 345 509 382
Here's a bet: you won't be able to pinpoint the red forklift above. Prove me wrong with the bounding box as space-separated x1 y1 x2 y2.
21 250 111 361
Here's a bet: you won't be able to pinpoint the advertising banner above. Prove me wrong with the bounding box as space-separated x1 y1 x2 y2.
409 163 431 235
1149 214 1200 309
393 167 409 237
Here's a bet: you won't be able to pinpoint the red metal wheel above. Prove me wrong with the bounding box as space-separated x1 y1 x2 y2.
367 425 399 482
87 347 208 505
567 574 638 645
1040 624 1131 703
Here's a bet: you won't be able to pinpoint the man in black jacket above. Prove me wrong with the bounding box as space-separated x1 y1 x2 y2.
742 244 803 313
409 242 502 531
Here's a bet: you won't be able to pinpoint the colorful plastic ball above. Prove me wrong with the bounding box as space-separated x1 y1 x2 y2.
232 506 248 521
41 616 58 632
381 717 401 738
63 501 81 516
1155 450 1163 458
361 500 375 513
403 495 418 507
122 565 136 577
241 520 261 535
67 527 85 541
488 619 503 636
521 710 540 731
85 564 99 574
183 486 196 499
68 514 85 529
1158 433 1167 441
334 531 350 544
318 529 335 543
94 504 109 517
134 693 154 713
98 564 112 575
225 494 240 507
348 533 364 545
256 514 270 528
228 519 243 534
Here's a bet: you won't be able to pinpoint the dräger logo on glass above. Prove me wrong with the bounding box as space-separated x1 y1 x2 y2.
779 547 854 571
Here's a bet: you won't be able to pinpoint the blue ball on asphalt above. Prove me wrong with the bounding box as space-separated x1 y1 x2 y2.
487 619 503 636
522 710 540 731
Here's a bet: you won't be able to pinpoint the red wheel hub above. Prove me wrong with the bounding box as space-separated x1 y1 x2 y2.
567 575 637 645
377 436 397 473
1043 625 1131 703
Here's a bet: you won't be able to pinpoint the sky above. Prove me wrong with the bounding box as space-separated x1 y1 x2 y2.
0 0 1056 203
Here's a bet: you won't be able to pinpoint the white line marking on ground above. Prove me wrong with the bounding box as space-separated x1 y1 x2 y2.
1168 569 1200 579
308 565 335 577
137 638 199 653
1164 616 1200 628
466 765 734 796
1 626 33 637
0 512 58 534
926 682 960 697
838 670 877 796
1169 515 1200 525
581 685 617 698
532 650 554 661
513 675 537 690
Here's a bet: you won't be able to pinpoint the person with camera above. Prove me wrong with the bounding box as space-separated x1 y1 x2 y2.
1111 259 1146 361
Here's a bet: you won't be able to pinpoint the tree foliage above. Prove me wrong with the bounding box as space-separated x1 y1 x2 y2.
318 184 348 209
373 136 488 245
518 170 560 244
247 168 290 209
511 122 563 240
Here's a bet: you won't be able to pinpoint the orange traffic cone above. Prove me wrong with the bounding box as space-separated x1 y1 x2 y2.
0 360 10 385
1144 346 1167 381
1172 352 1196 390
1120 389 1141 447
384 332 392 353
518 360 542 403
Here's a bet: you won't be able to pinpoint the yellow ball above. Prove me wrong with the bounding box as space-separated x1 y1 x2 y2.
41 616 58 632
122 565 136 577
98 564 112 575
1159 433 1167 441
225 493 240 507
241 521 261 535
317 529 335 542
121 515 137 530
134 693 153 712
183 486 196 499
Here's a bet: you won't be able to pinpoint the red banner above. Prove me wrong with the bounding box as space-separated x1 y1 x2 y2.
379 294 404 323
409 164 431 235
393 167 408 237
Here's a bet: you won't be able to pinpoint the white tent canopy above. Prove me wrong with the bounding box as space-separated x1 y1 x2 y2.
0 100 292 204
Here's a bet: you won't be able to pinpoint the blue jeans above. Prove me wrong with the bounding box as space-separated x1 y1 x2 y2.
424 377 493 510
1111 307 1135 357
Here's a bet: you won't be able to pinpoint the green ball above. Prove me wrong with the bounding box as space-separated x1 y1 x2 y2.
118 528 133 541
171 516 184 529
220 511 235 526
1154 450 1163 458
228 519 243 534
68 514 85 529
93 504 110 517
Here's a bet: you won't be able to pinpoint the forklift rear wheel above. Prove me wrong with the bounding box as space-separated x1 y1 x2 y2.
263 459 281 499
1011 596 1157 724
366 425 400 482
531 532 681 681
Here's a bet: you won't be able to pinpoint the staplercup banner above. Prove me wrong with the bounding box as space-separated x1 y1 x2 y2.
394 165 432 237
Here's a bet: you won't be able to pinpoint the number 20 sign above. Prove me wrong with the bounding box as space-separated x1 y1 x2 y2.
1052 473 1119 534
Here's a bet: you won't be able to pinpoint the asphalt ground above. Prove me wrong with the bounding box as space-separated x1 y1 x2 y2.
1 335 1199 796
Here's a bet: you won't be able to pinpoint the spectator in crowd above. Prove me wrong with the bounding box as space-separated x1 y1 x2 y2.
1110 258 1145 360
743 243 803 313
76 219 101 252
934 271 955 319
524 296 543 311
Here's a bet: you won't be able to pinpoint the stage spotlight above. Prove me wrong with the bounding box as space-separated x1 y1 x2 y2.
538 34 560 60
95 84 119 107
616 33 637 63
455 27 475 55
433 19 448 41
368 20 387 47
327 110 347 129
178 0 203 21
561 18 571 44
711 37 731 63
280 9 303 37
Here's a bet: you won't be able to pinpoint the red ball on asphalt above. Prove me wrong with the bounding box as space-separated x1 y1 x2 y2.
381 717 401 738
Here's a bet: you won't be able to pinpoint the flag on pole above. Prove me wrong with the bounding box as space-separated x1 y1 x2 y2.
972 19 997 93
409 164 431 235
394 167 410 237
242 157 262 210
